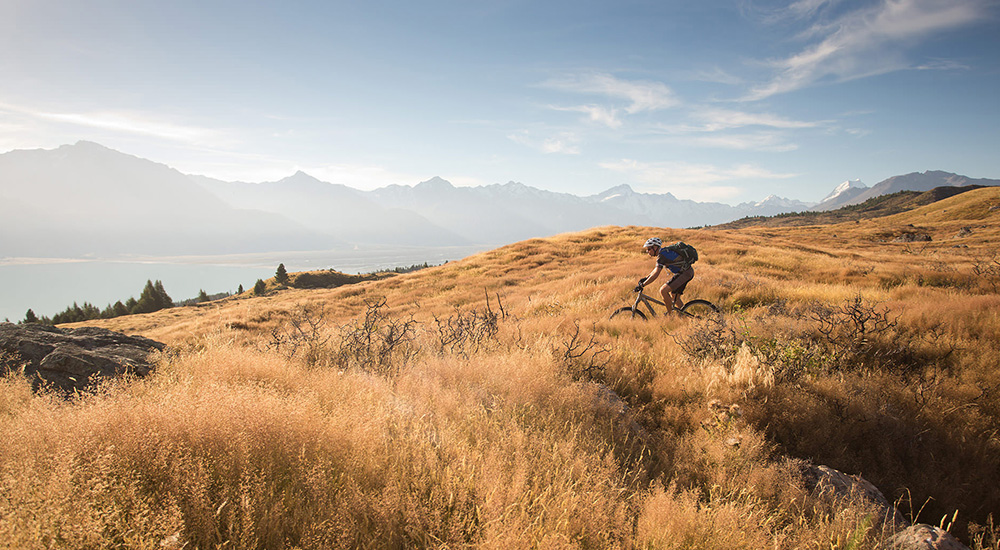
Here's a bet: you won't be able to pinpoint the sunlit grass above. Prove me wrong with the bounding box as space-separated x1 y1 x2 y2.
14 189 1000 548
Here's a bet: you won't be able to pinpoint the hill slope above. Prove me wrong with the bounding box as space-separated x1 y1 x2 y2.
711 184 996 230
6 196 1000 548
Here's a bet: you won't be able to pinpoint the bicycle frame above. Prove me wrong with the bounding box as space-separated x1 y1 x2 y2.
630 290 672 317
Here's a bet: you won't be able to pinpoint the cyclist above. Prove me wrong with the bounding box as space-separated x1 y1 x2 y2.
636 237 694 314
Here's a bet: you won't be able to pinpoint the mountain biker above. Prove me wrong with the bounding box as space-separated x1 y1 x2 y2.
636 237 694 314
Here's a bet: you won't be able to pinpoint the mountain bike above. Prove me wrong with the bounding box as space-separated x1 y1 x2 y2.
610 286 719 320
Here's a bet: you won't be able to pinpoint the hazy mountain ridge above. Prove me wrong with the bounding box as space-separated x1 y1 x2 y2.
0 142 333 257
3 142 998 258
844 170 1000 206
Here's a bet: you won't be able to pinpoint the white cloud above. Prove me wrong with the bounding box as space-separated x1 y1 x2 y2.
747 0 987 100
688 133 799 152
648 108 818 151
508 130 581 155
0 99 230 148
689 107 821 131
548 104 622 128
541 73 679 127
599 158 797 201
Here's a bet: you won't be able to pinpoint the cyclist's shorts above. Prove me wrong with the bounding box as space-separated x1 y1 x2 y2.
667 266 694 295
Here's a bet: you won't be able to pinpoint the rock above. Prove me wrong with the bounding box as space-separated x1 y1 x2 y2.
0 322 165 393
589 383 651 445
801 464 909 531
888 524 969 550
895 233 932 242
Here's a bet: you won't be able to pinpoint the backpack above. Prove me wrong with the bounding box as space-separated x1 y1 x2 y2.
664 241 698 265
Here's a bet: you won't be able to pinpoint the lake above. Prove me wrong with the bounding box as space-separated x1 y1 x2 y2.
0 246 487 322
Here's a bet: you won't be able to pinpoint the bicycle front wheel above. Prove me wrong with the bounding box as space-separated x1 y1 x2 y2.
610 306 647 321
678 299 719 319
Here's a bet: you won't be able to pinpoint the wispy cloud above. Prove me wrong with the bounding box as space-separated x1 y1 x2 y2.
599 158 797 201
36 110 224 144
681 107 822 132
541 73 679 127
747 0 987 100
0 99 228 146
687 133 799 152
649 107 819 151
508 130 581 155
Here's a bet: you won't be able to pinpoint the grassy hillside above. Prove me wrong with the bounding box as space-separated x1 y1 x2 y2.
3 187 1000 549
714 184 994 229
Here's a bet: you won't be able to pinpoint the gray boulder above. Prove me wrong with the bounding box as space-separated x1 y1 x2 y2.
802 464 909 531
0 322 165 393
889 524 969 550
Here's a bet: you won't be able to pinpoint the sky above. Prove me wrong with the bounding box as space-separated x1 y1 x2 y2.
1 0 998 204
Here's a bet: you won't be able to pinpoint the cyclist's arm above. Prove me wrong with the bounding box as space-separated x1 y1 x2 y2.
641 264 664 287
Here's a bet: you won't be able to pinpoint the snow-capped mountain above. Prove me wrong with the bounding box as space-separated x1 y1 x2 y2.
812 179 868 211
5 142 998 259
743 194 815 216
843 171 1000 206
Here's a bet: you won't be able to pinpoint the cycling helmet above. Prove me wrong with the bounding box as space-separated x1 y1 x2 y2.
643 237 662 249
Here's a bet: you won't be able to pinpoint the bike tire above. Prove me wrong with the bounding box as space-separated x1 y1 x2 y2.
678 299 720 319
610 306 648 321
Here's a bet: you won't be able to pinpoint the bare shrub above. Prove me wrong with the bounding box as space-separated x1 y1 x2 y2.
808 294 911 371
671 314 742 361
257 304 331 365
431 291 509 357
336 298 417 377
971 250 1000 292
559 321 610 380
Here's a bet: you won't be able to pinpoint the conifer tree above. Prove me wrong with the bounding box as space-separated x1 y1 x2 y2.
275 263 289 285
254 279 267 295
153 280 173 309
24 309 38 324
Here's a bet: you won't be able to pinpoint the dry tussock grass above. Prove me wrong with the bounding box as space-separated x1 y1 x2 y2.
13 195 1000 548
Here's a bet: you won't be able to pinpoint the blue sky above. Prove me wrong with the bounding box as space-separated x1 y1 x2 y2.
1 0 998 203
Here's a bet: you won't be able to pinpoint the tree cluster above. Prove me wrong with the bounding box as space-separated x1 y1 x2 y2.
23 280 174 325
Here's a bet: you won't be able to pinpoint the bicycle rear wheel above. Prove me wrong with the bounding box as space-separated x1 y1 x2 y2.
610 306 647 320
678 299 719 319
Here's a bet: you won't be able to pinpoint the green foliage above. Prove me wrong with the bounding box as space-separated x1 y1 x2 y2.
254 279 267 295
133 280 173 314
275 263 289 285
32 280 174 325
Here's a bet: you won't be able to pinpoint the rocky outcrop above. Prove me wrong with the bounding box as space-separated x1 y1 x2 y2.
889 524 970 550
0 322 165 393
801 464 910 531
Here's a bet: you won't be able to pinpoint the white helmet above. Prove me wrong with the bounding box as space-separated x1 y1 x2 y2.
643 237 662 249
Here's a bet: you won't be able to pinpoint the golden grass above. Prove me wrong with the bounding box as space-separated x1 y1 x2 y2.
11 201 1000 548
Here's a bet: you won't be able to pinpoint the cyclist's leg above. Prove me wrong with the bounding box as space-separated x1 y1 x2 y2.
666 267 694 310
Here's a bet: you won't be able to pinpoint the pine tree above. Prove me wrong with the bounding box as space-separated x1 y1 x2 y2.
275 263 289 285
23 309 38 324
133 280 159 314
197 289 210 303
238 284 244 294
153 280 173 309
254 279 267 295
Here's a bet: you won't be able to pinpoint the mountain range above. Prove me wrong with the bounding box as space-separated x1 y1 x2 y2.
2 141 998 258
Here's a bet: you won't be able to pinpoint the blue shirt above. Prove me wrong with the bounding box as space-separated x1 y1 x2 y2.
657 248 687 273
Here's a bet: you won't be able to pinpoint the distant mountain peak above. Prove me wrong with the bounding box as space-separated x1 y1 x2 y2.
752 194 812 209
416 176 454 190
593 184 636 202
822 179 867 202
